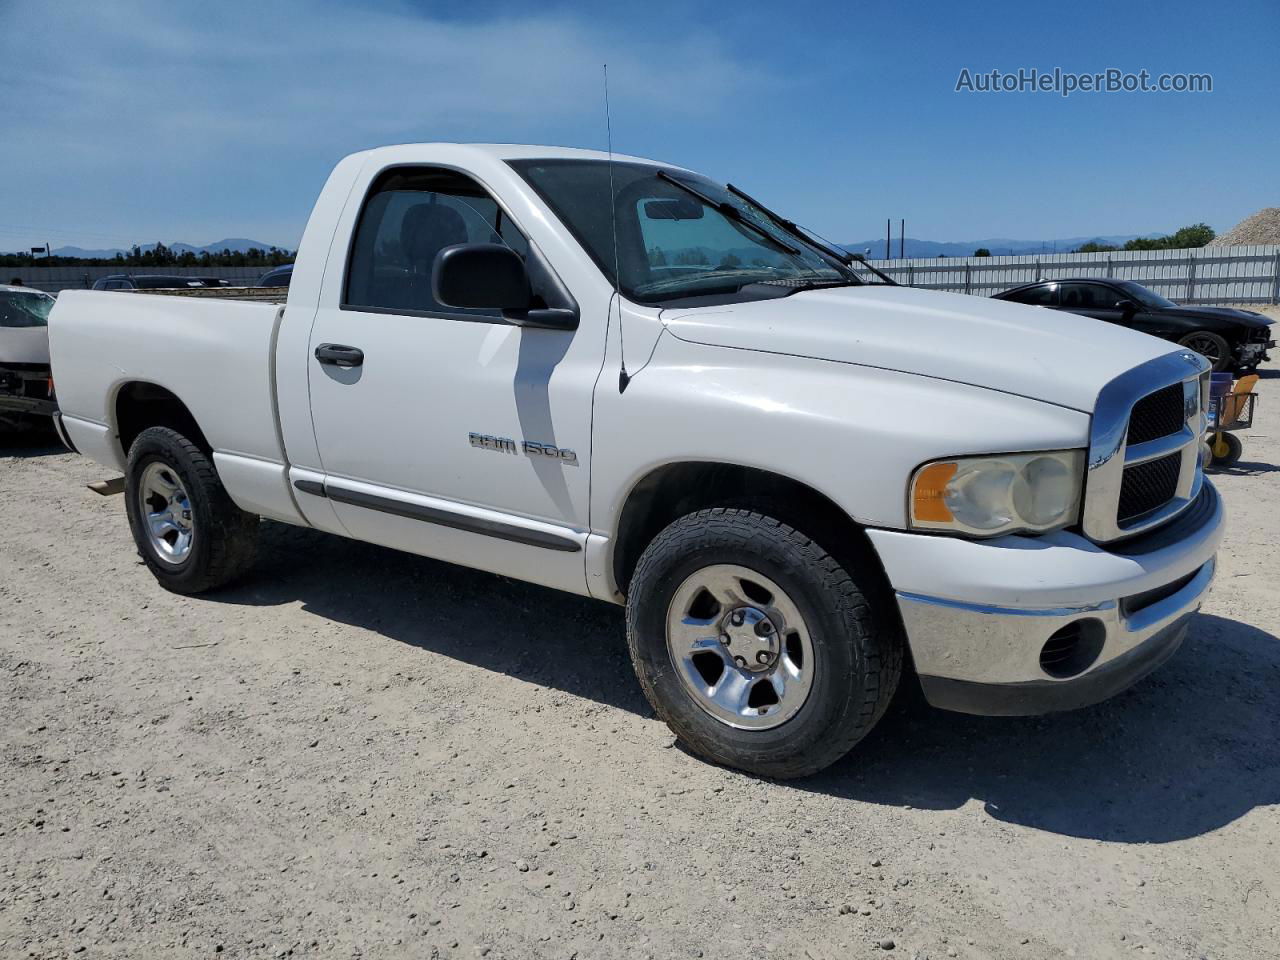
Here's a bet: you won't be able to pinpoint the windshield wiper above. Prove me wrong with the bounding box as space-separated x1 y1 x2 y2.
656 171 801 256
725 182 898 285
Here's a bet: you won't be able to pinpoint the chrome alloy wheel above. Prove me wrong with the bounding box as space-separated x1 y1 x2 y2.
137 462 195 565
665 564 815 730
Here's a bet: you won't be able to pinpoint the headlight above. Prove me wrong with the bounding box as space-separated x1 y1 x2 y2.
909 450 1084 537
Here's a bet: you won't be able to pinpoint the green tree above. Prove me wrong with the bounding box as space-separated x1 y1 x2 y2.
1167 223 1216 248
973 248 991 257
1074 241 1120 253
1123 223 1216 252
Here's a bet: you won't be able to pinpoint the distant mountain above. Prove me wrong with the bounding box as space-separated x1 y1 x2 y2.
840 235 1158 259
50 238 288 258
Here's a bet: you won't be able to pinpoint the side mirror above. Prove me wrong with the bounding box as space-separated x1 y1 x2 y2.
433 243 532 311
1115 299 1137 315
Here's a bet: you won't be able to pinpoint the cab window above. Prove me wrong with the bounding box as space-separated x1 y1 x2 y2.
344 167 531 319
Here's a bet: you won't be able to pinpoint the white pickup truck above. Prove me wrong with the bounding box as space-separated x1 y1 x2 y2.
49 143 1224 777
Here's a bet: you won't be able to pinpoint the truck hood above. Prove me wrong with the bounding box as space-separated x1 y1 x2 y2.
0 326 51 366
661 286 1180 412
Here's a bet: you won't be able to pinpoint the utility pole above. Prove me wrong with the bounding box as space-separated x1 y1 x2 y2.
885 219 891 260
899 219 905 260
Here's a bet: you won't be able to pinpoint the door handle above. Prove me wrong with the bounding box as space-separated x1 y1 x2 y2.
315 343 364 368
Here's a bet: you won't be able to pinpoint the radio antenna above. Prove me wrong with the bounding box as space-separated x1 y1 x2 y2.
604 64 629 393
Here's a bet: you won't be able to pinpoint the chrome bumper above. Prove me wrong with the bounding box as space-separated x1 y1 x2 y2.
901 559 1212 715
870 482 1224 716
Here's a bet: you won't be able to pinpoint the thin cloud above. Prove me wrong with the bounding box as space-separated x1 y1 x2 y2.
0 1 767 248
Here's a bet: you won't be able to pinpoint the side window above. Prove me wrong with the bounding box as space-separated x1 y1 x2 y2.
1011 283 1058 306
1060 283 1111 309
344 167 531 319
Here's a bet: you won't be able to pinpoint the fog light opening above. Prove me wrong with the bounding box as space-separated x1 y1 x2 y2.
1039 619 1106 679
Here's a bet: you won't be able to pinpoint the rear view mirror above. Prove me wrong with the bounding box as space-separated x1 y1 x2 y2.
433 243 531 310
644 197 704 221
1115 299 1137 314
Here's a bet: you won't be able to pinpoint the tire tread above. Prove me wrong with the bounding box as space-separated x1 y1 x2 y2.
125 426 258 594
626 507 901 778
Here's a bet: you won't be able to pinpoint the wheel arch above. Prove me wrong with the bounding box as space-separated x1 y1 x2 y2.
112 380 212 460
610 460 890 600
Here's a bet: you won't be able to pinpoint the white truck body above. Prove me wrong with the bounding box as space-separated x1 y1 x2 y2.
49 143 1223 773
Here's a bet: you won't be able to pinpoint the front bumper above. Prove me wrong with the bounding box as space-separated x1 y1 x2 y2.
866 481 1224 716
0 366 56 418
1235 340 1271 368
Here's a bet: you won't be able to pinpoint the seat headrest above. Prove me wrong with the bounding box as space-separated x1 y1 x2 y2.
400 202 470 267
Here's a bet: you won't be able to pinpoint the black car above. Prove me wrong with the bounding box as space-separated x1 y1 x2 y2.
994 278 1274 372
256 264 293 288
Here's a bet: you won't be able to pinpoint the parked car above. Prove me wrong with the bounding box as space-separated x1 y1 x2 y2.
0 284 57 429
256 264 293 288
92 275 210 291
49 144 1222 778
994 278 1273 373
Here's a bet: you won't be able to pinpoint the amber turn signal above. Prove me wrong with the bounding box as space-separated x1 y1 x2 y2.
911 461 957 523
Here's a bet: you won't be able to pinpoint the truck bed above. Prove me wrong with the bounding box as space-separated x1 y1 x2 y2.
49 289 286 471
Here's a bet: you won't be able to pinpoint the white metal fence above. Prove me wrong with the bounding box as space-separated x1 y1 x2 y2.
864 245 1280 305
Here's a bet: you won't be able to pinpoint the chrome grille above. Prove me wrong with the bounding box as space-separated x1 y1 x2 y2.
1117 452 1181 524
1082 352 1209 543
1126 383 1185 445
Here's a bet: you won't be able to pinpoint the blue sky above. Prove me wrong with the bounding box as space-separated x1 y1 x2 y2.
1 0 1276 252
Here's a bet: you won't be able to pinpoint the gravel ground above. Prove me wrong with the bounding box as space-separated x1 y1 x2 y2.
2 378 1279 960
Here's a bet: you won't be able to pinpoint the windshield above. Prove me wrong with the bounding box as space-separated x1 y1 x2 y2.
510 159 855 304
0 290 54 328
1116 280 1177 309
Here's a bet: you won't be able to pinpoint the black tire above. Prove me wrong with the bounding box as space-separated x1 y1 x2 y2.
124 426 258 594
1178 331 1232 373
1209 431 1243 467
626 508 902 779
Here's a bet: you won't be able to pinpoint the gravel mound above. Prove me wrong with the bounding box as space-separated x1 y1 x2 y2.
1212 207 1280 246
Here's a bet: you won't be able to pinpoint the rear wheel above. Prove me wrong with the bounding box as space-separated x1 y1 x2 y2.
626 508 901 779
124 426 258 594
1178 331 1231 372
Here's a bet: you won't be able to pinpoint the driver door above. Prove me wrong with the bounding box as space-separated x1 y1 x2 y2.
300 165 603 595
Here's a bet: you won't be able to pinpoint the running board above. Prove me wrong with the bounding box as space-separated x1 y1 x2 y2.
88 477 126 496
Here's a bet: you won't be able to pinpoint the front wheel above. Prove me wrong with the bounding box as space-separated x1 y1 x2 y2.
124 426 259 594
626 508 902 778
1178 330 1232 372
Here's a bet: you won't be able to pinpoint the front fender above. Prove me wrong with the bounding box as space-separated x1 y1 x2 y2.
590 335 1092 535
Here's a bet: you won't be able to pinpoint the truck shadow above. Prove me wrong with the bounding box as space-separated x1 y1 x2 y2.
802 612 1280 843
218 520 645 712
0 425 64 458
215 522 1278 844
